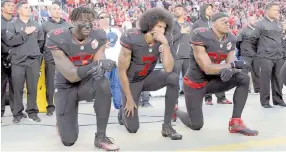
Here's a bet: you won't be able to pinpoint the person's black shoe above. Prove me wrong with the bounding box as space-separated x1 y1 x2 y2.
262 104 273 108
117 111 123 125
161 123 182 140
29 114 41 122
46 109 54 116
12 116 21 123
179 90 184 95
273 102 286 107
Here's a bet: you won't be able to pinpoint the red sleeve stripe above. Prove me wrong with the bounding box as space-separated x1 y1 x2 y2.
120 41 130 49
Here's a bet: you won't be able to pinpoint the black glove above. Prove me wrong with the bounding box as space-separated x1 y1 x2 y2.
219 68 234 82
99 59 116 72
87 65 105 80
230 60 250 69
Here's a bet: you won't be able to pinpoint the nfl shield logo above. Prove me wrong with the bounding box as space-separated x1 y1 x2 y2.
91 39 99 49
226 42 232 50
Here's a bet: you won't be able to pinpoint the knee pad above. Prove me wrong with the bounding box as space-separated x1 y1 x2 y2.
166 72 180 88
236 73 250 86
190 123 204 130
126 128 138 133
62 141 75 146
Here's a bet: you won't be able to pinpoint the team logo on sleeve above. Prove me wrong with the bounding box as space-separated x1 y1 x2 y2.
91 39 99 49
226 42 232 50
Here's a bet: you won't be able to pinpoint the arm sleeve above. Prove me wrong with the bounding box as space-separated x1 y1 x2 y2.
96 29 107 48
190 29 207 47
37 25 45 52
5 22 28 46
45 31 60 51
120 31 133 50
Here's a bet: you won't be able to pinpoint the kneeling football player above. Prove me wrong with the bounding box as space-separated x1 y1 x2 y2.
176 12 258 136
45 7 119 151
117 8 182 140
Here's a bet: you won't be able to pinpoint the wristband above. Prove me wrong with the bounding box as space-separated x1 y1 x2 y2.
77 61 100 79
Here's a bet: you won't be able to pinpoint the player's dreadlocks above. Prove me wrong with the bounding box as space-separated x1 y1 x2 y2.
139 7 174 34
69 6 96 22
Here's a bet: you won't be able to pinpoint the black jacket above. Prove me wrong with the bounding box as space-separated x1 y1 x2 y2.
171 21 193 59
192 4 212 30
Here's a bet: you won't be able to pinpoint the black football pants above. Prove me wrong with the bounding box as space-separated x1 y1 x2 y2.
120 70 179 132
1 64 14 117
45 61 55 112
177 72 249 130
12 60 40 117
173 58 189 104
55 76 111 145
241 56 260 92
281 61 286 85
259 58 284 105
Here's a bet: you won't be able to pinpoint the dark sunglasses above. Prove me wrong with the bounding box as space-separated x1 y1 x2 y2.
99 16 109 19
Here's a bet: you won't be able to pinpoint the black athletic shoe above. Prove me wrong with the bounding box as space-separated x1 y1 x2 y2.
46 111 54 116
28 114 41 122
161 123 182 140
12 113 27 123
94 133 119 151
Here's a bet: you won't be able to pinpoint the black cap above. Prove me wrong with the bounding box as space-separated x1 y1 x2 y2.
211 12 229 22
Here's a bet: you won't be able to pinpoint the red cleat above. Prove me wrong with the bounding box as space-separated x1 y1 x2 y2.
205 100 213 105
172 105 178 122
229 118 258 136
218 99 232 104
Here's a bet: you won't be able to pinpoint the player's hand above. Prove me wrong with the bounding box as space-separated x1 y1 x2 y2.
24 26 36 34
124 97 137 117
151 31 168 45
230 60 250 69
219 68 234 82
100 59 116 72
87 65 105 80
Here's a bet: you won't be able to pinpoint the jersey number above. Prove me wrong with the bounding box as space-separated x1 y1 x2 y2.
208 52 227 64
138 56 156 76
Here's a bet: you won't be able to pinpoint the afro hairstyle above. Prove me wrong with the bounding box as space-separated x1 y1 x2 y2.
139 7 174 34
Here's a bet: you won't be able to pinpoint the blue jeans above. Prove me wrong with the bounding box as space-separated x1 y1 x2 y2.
105 68 122 109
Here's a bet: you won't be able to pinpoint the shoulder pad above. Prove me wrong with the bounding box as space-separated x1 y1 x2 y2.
46 28 68 44
120 28 142 49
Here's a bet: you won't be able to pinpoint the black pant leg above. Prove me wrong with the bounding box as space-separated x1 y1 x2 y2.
1 65 9 117
25 60 40 115
11 64 26 117
271 59 284 104
45 62 55 112
259 58 274 105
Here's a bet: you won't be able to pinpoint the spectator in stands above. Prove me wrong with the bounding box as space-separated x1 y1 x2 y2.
98 12 122 110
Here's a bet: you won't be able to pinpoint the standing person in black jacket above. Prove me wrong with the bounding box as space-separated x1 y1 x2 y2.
255 2 285 108
236 15 260 93
193 3 232 105
41 3 70 116
1 0 16 118
6 2 45 123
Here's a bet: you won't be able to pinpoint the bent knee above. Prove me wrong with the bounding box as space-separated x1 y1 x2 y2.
166 72 179 87
126 128 138 133
62 141 75 146
235 72 250 86
97 77 111 94
189 123 204 130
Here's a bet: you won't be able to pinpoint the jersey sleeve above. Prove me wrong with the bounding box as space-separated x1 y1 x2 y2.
45 29 65 52
190 28 208 47
228 33 237 51
120 30 134 50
